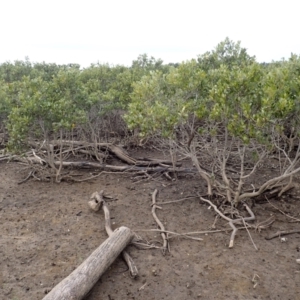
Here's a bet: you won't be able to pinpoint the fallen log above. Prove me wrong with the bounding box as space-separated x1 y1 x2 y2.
43 226 134 300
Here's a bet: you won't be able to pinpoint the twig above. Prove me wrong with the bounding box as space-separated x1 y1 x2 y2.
156 196 197 205
211 215 219 229
252 274 260 289
118 226 267 238
139 282 148 291
255 216 276 232
134 228 207 240
32 172 41 181
17 170 34 184
265 196 300 222
241 218 258 251
163 172 173 180
278 176 294 197
199 195 255 248
151 189 168 254
265 229 300 240
32 149 46 165
138 226 259 238
131 241 163 250
70 171 130 182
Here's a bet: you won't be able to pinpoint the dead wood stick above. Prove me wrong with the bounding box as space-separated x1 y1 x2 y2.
211 215 219 229
11 156 198 174
0 154 17 161
104 144 136 164
77 149 107 159
265 229 300 240
241 217 258 251
30 140 184 166
265 197 300 222
43 226 134 300
89 191 138 278
50 160 197 173
71 171 131 182
136 228 243 235
136 157 182 166
156 196 197 205
30 140 135 164
255 216 276 232
134 228 204 240
199 196 255 248
163 171 173 180
222 204 255 248
151 189 168 254
17 170 34 184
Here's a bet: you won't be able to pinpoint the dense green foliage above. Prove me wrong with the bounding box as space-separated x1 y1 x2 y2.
0 39 300 152
0 54 170 150
126 40 300 145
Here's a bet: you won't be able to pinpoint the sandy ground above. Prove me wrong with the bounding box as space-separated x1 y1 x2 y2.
1 149 300 299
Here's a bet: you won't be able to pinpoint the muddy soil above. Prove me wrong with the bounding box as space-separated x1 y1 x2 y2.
1 149 300 300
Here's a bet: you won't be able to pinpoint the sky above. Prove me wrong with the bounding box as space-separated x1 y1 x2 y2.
1 0 299 67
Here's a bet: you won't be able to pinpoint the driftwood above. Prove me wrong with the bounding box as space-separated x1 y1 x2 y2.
43 226 134 300
11 155 196 183
6 140 190 183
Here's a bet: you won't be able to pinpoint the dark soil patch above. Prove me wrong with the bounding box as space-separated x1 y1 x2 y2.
1 149 300 299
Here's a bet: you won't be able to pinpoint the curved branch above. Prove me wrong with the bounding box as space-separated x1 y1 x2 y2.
199 196 255 248
151 189 168 255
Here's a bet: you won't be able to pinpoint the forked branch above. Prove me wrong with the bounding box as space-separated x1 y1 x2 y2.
199 195 255 248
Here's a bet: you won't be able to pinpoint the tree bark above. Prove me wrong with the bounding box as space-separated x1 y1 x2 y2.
43 226 134 300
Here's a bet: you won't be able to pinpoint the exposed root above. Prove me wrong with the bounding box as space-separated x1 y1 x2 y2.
151 189 168 255
18 170 34 184
265 229 300 240
254 216 276 232
199 195 255 248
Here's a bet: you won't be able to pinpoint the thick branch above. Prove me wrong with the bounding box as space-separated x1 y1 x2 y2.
238 164 300 202
151 189 168 254
89 191 138 278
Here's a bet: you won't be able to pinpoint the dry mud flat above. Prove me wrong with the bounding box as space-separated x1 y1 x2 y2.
1 153 300 299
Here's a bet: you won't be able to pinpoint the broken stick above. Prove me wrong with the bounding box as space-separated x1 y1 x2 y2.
265 229 300 240
89 191 138 278
199 196 255 248
151 189 168 254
